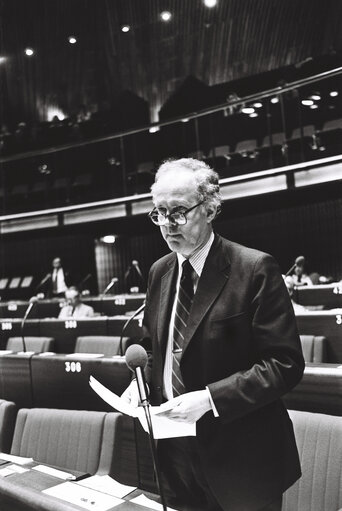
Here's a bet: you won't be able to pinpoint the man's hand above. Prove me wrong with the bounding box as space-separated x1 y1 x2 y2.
121 380 140 407
156 390 212 423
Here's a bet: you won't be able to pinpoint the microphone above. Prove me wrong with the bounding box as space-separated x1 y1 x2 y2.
119 302 145 356
125 344 149 405
125 343 167 511
21 296 39 352
35 273 51 291
78 273 92 290
285 255 305 277
132 260 143 278
102 277 118 295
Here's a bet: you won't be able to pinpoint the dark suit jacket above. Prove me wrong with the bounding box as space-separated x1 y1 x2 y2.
143 234 305 511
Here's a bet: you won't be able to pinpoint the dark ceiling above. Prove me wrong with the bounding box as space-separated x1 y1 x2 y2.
1 0 342 126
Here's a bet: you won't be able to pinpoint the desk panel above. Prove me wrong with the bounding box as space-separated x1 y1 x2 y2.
100 295 145 317
295 284 342 308
296 312 342 362
31 354 131 410
284 363 342 416
39 318 108 353
0 353 33 407
0 319 40 349
107 316 143 338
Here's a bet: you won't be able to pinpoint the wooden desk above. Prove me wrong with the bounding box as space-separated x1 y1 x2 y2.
31 354 131 410
296 311 342 362
284 363 342 416
294 284 342 308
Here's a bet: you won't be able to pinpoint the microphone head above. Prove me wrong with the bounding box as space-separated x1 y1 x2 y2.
29 296 39 303
125 344 148 371
111 277 118 283
295 255 305 266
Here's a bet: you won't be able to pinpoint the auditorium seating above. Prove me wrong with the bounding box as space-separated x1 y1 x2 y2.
74 335 132 356
0 400 17 453
299 335 326 363
10 408 138 483
6 337 55 353
283 410 342 511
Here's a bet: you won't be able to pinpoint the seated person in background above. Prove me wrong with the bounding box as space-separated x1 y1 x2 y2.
58 287 95 319
284 276 308 314
291 258 313 286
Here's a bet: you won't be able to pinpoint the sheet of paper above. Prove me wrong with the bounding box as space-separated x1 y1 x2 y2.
0 467 17 477
130 494 178 511
89 376 196 439
66 353 104 358
76 474 136 499
32 464 76 480
5 464 29 474
43 481 123 510
0 453 33 465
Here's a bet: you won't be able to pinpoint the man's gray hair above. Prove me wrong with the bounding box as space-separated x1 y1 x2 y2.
152 158 222 212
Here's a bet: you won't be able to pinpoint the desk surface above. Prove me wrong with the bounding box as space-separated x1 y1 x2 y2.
296 311 342 363
295 284 342 307
0 458 163 511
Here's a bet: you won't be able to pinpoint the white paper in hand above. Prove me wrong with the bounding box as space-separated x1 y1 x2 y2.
89 376 195 439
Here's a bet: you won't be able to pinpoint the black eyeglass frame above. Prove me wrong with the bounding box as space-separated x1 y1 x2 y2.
148 200 204 226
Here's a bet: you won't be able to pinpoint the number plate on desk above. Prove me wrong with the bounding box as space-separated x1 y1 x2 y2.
1 322 12 330
114 297 126 305
65 320 77 329
65 361 82 373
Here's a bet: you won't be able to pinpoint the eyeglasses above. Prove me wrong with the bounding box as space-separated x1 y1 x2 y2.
148 201 204 226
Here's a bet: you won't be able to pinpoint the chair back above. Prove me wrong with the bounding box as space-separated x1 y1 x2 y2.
283 410 342 511
6 336 55 353
300 335 326 363
75 335 131 356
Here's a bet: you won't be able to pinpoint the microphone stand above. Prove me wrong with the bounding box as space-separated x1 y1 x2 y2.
119 303 145 356
135 367 168 511
20 300 37 352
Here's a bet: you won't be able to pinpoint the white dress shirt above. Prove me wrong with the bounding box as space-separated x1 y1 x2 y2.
162 231 218 416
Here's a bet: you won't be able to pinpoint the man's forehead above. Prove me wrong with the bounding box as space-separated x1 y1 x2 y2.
153 170 197 199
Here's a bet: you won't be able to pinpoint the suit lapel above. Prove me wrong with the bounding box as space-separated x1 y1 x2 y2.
157 255 178 357
182 235 231 357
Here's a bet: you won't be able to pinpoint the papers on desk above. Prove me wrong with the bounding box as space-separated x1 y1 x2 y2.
66 353 104 359
0 464 29 477
89 376 196 439
131 494 178 511
43 481 123 510
32 464 76 480
76 474 136 499
0 453 33 465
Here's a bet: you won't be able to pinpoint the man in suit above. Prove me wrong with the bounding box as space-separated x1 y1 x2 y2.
58 287 94 319
122 158 304 511
49 257 70 298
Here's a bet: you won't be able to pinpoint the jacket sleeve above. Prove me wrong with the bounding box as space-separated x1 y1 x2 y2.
208 253 305 424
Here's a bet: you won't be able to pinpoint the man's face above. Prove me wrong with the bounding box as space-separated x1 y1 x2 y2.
66 290 80 306
152 169 215 257
53 258 61 269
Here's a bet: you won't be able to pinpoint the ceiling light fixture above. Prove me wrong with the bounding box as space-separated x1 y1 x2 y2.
68 36 77 44
121 25 130 33
25 47 34 56
204 0 217 7
301 99 314 106
241 107 255 114
309 93 321 101
160 11 172 21
270 97 279 104
310 104 319 109
249 112 258 118
101 235 116 244
253 102 262 108
330 91 339 97
149 126 160 133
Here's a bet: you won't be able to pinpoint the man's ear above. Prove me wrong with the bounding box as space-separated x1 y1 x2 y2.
206 204 217 223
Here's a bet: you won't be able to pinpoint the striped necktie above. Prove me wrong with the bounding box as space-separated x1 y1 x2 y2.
172 260 194 396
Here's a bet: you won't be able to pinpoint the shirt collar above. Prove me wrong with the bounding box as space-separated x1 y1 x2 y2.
177 231 215 277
